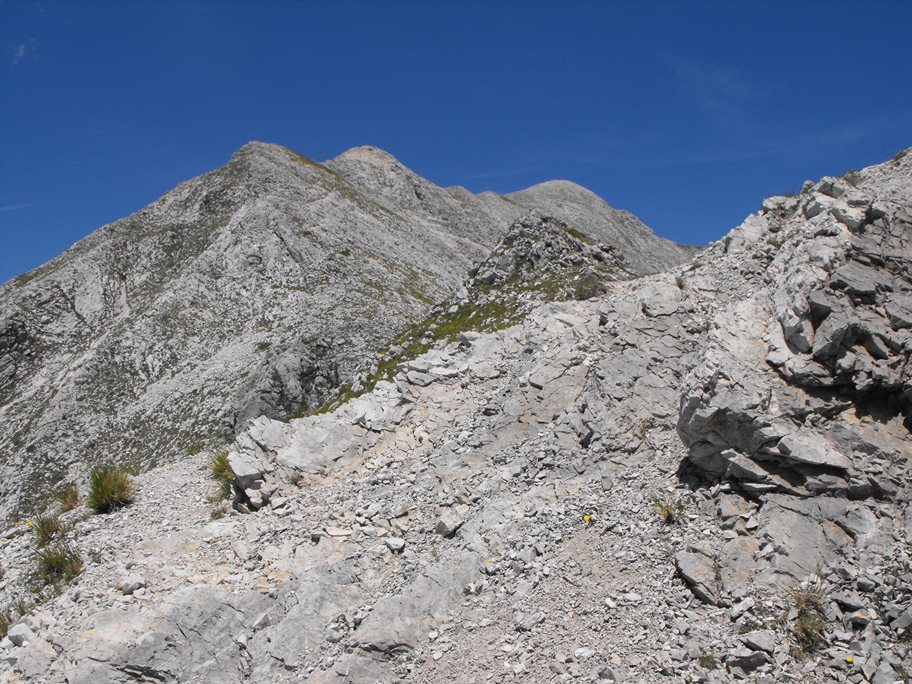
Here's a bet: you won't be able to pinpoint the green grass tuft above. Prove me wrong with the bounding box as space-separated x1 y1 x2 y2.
208 451 234 499
36 543 83 584
54 483 81 512
31 515 63 547
787 580 828 654
87 465 135 513
564 226 592 244
654 495 685 524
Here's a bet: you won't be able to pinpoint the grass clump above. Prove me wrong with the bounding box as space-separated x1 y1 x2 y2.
787 580 828 654
654 495 686 524
208 451 235 499
0 609 12 640
54 482 80 512
36 543 83 584
31 514 63 547
0 600 29 639
87 465 135 513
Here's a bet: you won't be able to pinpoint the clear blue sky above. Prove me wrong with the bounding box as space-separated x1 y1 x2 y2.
1 0 910 284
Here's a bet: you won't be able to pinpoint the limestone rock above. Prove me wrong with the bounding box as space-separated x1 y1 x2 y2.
0 143 693 523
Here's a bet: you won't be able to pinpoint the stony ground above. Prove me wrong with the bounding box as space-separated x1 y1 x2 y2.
0 151 910 683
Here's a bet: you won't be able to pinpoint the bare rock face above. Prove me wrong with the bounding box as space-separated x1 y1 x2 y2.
0 143 692 521
678 152 912 501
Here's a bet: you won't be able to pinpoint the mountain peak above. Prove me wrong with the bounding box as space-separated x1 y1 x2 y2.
329 145 403 168
230 140 288 160
513 179 606 202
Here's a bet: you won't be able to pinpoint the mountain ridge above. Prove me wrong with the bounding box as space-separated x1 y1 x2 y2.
0 141 695 522
0 147 907 683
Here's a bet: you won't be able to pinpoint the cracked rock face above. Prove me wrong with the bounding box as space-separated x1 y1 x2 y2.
0 143 691 523
0 148 909 684
678 156 912 500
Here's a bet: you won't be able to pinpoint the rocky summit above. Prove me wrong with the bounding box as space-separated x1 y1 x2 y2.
0 146 909 684
0 142 692 523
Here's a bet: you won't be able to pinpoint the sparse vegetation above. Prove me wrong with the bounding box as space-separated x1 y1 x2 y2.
300 218 628 419
12 596 31 619
87 465 135 513
32 514 63 547
787 580 828 654
843 169 862 187
54 482 80 512
696 653 718 669
36 543 83 584
0 599 29 639
564 226 592 244
0 609 11 640
573 272 606 300
208 451 234 499
654 495 686 524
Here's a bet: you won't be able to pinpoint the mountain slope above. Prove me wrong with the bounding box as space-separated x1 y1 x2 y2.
0 148 907 683
0 142 693 521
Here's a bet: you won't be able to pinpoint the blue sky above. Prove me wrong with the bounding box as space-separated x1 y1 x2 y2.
1 0 910 284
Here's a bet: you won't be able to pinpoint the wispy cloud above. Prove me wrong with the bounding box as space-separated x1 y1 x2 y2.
675 60 758 102
649 123 877 166
9 38 35 65
0 204 32 212
669 58 762 127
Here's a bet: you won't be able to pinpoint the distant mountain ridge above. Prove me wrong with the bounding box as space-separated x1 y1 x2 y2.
0 141 695 520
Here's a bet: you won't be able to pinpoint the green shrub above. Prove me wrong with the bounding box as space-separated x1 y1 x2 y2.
31 515 62 547
54 483 81 512
36 543 83 584
87 465 135 513
208 451 234 499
